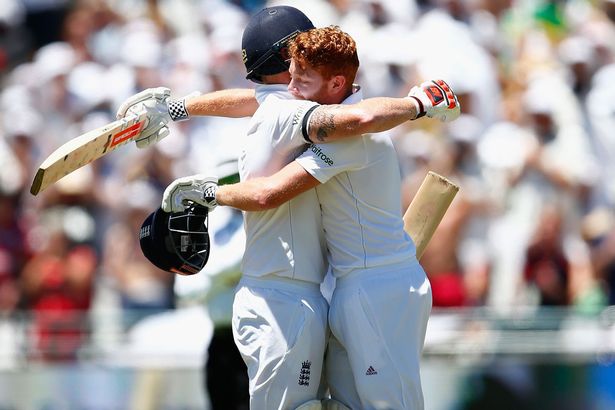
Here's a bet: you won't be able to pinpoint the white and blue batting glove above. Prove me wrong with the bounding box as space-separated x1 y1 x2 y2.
162 175 219 213
116 87 199 149
408 79 461 123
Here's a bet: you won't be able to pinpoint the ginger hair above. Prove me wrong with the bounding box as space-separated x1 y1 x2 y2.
289 26 359 87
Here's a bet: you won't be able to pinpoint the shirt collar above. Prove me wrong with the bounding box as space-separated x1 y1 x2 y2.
255 84 292 104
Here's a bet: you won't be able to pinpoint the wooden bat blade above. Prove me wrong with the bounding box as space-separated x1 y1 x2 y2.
403 171 459 259
30 110 147 196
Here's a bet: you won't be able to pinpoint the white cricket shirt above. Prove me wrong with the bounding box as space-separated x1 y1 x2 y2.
295 89 417 278
239 84 327 285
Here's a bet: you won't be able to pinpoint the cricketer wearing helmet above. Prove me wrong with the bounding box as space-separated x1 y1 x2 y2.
223 8 331 410
162 27 459 410
136 6 329 410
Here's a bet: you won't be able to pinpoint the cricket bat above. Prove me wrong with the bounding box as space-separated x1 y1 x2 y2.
403 171 459 259
30 109 148 196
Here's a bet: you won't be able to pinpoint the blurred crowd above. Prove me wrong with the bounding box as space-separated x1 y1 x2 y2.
1 0 615 363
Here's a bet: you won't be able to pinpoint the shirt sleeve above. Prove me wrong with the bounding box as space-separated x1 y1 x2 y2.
261 98 320 150
295 137 368 183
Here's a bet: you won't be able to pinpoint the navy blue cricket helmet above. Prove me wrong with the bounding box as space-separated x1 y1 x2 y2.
139 203 210 276
242 6 314 83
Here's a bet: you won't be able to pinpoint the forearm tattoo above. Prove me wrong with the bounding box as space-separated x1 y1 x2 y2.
310 106 342 142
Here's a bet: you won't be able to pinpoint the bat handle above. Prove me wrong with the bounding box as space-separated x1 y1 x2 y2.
404 171 460 259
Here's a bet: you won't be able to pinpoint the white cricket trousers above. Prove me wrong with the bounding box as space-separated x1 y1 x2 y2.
232 275 329 410
326 258 432 410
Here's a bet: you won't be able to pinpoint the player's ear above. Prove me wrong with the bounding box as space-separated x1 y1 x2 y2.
329 74 346 95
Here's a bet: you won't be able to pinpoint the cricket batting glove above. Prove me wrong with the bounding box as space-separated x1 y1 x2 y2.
408 79 461 123
116 87 199 149
162 175 219 213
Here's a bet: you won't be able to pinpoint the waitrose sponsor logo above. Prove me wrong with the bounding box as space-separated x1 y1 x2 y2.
310 144 334 166
292 106 306 125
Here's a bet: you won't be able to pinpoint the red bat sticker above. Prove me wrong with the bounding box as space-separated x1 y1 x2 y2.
110 120 145 148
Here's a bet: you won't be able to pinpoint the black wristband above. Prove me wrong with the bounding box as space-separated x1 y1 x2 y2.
168 99 190 121
408 96 425 119
203 184 218 207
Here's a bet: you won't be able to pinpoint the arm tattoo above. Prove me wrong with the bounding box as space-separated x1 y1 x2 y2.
310 106 342 142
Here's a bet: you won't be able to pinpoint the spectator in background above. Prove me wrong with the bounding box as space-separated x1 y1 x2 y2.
0 192 27 315
586 63 615 209
0 0 30 74
19 207 96 362
522 204 570 306
581 207 615 306
1 110 42 193
400 128 468 308
21 0 71 50
557 35 598 101
443 115 494 306
60 5 96 62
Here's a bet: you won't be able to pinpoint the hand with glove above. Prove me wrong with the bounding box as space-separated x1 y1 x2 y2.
162 175 219 213
116 87 200 148
408 79 461 123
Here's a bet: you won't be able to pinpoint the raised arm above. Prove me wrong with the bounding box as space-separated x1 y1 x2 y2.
115 87 258 148
305 79 460 143
305 97 419 143
185 89 258 118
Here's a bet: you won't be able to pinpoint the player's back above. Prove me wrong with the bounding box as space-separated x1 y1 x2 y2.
239 85 327 284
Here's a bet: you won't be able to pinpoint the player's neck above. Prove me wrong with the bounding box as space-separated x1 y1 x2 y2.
261 71 291 85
